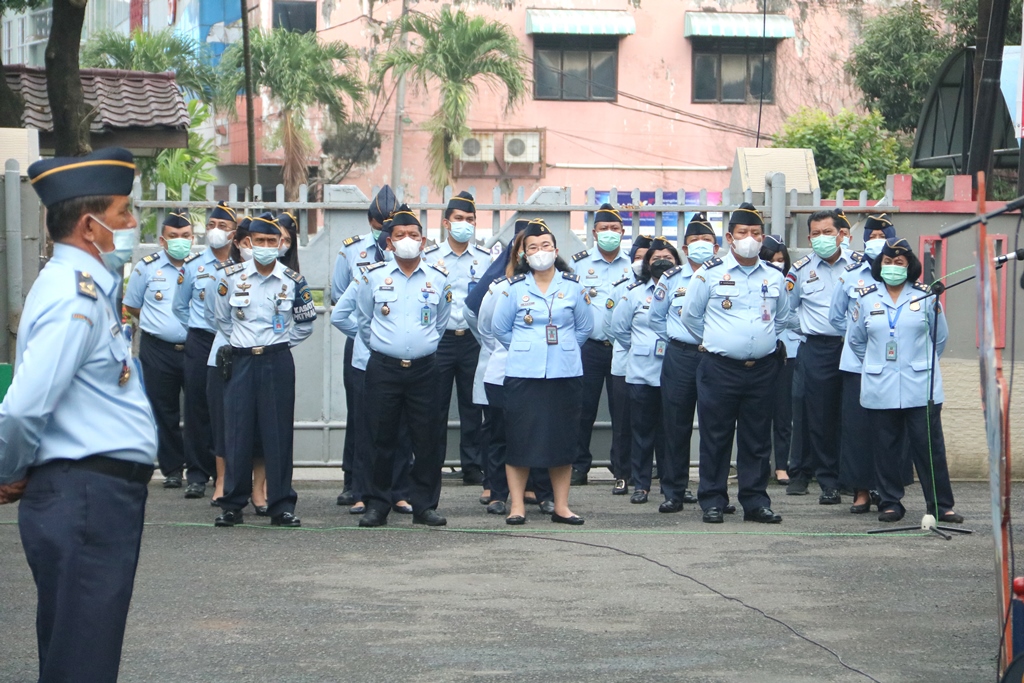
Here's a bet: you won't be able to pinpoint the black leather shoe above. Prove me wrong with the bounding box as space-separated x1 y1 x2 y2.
506 515 525 525
538 500 555 514
336 489 356 506
682 489 698 504
486 500 507 515
210 497 221 507
551 512 585 525
359 508 388 527
271 512 301 527
163 475 183 489
659 498 683 513
349 504 366 515
877 508 905 523
630 490 649 504
849 502 871 514
462 469 484 485
723 504 736 514
702 507 724 524
214 510 244 527
612 479 628 495
413 509 447 526
869 490 882 508
743 507 782 523
570 469 588 486
786 478 809 495
479 493 491 505
253 504 269 517
819 489 841 505
938 510 965 524
392 503 413 514
184 483 206 499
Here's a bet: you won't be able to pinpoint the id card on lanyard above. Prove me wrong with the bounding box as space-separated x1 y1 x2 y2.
885 305 902 361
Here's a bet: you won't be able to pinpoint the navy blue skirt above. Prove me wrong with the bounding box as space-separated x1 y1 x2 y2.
504 376 582 469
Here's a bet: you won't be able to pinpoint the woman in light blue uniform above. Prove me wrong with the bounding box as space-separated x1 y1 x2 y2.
492 220 594 525
609 237 679 505
848 239 962 524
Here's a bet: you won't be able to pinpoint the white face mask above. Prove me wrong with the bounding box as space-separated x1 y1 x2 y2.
632 261 644 277
731 235 762 260
278 243 290 258
393 236 422 260
240 246 253 262
206 227 233 249
527 250 556 271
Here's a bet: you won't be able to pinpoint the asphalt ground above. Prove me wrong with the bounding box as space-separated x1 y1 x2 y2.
0 476 1007 683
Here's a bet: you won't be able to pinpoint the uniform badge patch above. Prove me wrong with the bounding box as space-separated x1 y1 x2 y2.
218 283 228 296
301 289 313 304
654 288 666 301
722 298 733 309
786 280 794 291
605 298 615 309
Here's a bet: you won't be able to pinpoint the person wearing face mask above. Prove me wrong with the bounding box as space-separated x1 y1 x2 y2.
211 214 317 528
571 202 633 486
648 213 720 512
332 185 397 508
834 209 853 253
491 220 594 525
682 203 790 524
783 209 857 505
276 211 301 272
848 239 962 525
124 210 194 488
0 148 157 683
171 201 237 500
428 190 491 489
354 205 453 528
609 238 679 506
829 214 898 514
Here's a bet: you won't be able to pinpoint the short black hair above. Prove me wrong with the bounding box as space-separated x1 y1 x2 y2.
870 249 922 284
759 235 791 276
640 240 681 283
45 195 115 241
229 225 250 263
807 210 836 232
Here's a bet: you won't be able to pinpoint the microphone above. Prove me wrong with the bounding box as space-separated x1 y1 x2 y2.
995 248 1024 265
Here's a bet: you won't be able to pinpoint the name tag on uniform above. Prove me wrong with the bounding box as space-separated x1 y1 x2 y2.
273 314 285 332
655 340 666 357
546 325 558 345
718 280 735 286
885 340 898 361
761 301 771 321
869 310 885 316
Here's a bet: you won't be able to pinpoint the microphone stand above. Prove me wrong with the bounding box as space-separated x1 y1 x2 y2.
867 275 974 539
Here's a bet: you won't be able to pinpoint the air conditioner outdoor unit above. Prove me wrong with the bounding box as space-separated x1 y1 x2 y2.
503 131 541 163
458 133 495 162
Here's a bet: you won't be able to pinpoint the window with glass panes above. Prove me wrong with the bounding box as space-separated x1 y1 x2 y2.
691 39 776 104
533 35 618 101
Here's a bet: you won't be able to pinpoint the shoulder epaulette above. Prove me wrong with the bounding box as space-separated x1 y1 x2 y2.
75 270 97 299
424 244 440 254
562 272 580 283
214 259 236 271
850 251 865 264
572 250 588 262
491 277 508 288
612 276 630 288
662 265 683 279
792 256 811 270
183 251 201 264
627 281 643 290
913 282 931 293
702 257 723 269
509 273 526 284
342 236 358 247
856 284 877 297
141 251 161 265
429 263 449 277
845 261 862 272
473 244 491 255
365 261 387 272
224 262 247 276
283 267 303 283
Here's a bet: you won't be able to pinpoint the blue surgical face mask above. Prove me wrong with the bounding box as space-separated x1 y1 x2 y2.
382 249 394 262
163 236 193 261
89 214 137 272
596 230 622 252
448 220 475 243
686 240 715 264
880 264 908 286
252 244 279 265
811 234 839 259
371 228 382 242
864 238 886 259
840 235 851 249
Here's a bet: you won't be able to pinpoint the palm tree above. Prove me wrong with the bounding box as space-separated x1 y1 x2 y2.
375 8 528 191
80 28 218 104
220 29 365 200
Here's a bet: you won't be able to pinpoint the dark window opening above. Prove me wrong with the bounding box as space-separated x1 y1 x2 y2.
533 35 618 102
691 38 776 104
273 1 316 33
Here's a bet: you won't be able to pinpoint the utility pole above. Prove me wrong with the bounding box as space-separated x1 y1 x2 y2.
1017 8 1024 195
967 0 1011 197
389 0 409 189
241 0 258 192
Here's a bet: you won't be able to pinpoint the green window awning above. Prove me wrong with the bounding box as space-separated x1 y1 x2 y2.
525 9 636 36
684 12 795 39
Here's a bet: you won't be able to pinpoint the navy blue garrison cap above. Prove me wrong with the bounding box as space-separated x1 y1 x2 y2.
447 190 476 215
369 185 397 224
163 210 191 228
249 212 280 235
276 211 298 233
209 201 236 223
28 147 136 207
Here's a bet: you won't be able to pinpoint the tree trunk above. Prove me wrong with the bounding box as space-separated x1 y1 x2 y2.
46 0 91 156
241 0 258 191
0 52 25 129
975 0 992 104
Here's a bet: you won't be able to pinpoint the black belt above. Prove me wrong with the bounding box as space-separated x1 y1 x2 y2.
669 340 705 352
142 330 185 352
804 334 844 345
707 352 775 368
35 456 154 484
444 329 469 337
187 327 216 342
370 350 436 369
231 342 289 356
586 339 613 347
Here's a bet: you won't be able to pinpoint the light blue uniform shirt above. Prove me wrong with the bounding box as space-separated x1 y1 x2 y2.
0 244 158 483
848 281 947 410
426 240 491 331
572 248 632 342
785 251 855 337
682 251 790 360
478 279 511 386
124 249 188 343
649 262 702 345
603 275 633 377
331 275 371 371
463 301 490 404
829 257 875 373
212 260 316 348
356 260 452 360
173 247 223 332
492 271 594 379
331 233 384 304
609 279 666 387
203 259 236 366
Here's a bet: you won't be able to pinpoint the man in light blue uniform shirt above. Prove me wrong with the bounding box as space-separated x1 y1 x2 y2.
0 148 157 683
682 203 790 525
783 209 856 503
355 205 453 528
124 210 192 487
572 202 633 484
427 190 491 486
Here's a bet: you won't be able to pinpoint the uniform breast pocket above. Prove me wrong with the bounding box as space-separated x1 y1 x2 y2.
910 359 931 372
276 297 293 312
423 292 440 307
373 289 398 304
765 285 781 299
864 363 884 375
801 280 824 296
632 344 652 356
228 294 251 309
147 280 172 301
712 283 745 298
107 334 128 363
671 296 687 308
511 340 531 352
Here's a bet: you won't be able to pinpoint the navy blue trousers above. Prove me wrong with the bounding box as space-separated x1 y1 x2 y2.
483 382 511 501
139 332 185 476
696 353 778 512
628 382 666 493
221 347 297 516
341 337 357 489
839 371 877 490
436 331 484 475
574 339 614 473
183 328 216 484
771 355 795 474
795 336 844 491
348 365 412 504
787 354 811 479
870 404 955 515
609 374 632 481
659 342 701 500
364 352 443 515
19 461 148 683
